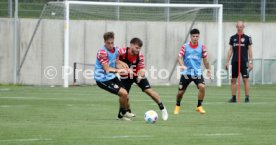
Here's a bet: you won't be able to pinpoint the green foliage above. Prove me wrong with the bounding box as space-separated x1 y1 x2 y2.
0 0 276 21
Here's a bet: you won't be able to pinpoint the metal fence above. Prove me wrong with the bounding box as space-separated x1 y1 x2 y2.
0 0 275 22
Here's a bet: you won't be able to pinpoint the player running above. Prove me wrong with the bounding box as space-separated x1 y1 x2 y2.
94 32 134 121
174 28 211 115
117 37 168 120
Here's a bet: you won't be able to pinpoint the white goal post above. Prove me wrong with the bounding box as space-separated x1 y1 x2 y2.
48 1 223 88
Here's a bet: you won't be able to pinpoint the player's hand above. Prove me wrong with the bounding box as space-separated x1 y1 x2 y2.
116 61 129 69
179 65 187 70
117 69 129 76
248 63 253 71
137 69 146 83
225 63 229 70
137 69 145 77
207 70 212 79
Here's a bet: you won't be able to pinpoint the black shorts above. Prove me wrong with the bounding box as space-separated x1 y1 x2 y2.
120 77 151 93
96 77 125 95
231 62 249 78
178 75 205 90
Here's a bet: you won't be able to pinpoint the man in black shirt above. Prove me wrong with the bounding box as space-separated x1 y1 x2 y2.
225 21 253 103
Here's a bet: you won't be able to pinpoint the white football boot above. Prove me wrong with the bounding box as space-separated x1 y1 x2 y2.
161 107 168 120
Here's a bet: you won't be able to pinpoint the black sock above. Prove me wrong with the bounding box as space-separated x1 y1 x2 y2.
176 101 181 106
118 108 127 118
128 109 132 113
197 100 203 107
245 95 249 98
158 102 164 110
232 95 236 99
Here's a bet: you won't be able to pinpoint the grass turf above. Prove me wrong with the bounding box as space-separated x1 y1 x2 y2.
0 84 275 145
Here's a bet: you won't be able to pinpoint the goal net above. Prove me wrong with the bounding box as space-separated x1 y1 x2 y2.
18 1 223 87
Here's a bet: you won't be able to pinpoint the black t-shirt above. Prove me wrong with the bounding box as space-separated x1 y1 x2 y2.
229 33 252 63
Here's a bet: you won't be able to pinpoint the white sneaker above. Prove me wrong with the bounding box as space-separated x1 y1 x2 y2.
128 112 136 117
117 117 132 121
161 107 168 120
123 112 134 119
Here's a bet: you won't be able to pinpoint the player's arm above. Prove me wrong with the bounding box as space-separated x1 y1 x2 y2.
116 60 129 69
178 45 187 70
137 54 146 78
116 47 130 69
97 50 124 74
225 46 233 70
203 58 211 78
202 45 211 78
248 45 253 71
102 63 121 73
137 69 146 78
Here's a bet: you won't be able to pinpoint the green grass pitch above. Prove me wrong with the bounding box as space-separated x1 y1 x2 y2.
0 84 275 145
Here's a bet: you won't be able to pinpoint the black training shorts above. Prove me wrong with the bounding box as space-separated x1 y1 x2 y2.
121 77 151 93
231 62 249 78
178 75 205 90
96 77 125 95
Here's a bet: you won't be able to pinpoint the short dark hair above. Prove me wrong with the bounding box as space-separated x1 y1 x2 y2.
190 28 200 35
103 32 114 41
130 37 143 47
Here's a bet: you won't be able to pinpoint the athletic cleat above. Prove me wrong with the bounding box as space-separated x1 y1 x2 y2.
245 97 250 103
228 98 237 103
117 117 132 121
117 112 134 121
123 112 134 119
174 105 181 114
128 112 136 117
196 106 206 114
161 107 168 120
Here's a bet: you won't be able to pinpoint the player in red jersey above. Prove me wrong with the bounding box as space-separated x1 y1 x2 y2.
117 37 168 120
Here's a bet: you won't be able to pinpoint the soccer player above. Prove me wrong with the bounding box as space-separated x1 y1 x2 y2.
117 37 168 120
173 28 211 115
225 21 253 103
94 32 134 121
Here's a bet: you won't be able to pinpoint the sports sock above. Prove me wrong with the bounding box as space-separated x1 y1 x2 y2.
176 101 181 106
245 95 249 98
158 102 164 110
197 100 203 107
232 95 236 99
118 108 127 118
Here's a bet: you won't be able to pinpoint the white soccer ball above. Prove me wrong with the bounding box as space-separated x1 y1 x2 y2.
144 110 158 123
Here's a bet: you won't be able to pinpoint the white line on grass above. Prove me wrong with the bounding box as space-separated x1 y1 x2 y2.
0 105 31 108
0 88 10 91
97 135 152 139
0 138 52 142
201 133 241 136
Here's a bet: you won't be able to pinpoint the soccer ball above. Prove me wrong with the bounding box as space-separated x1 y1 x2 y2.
144 110 158 123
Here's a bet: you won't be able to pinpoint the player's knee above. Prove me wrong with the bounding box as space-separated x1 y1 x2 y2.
178 90 184 96
198 84 205 90
231 79 237 84
118 88 128 98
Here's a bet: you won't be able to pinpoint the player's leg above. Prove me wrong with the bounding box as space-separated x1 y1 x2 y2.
174 75 192 114
229 62 238 103
194 75 206 114
96 77 132 121
136 78 168 120
241 62 250 103
120 78 136 116
117 88 133 120
113 77 135 119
